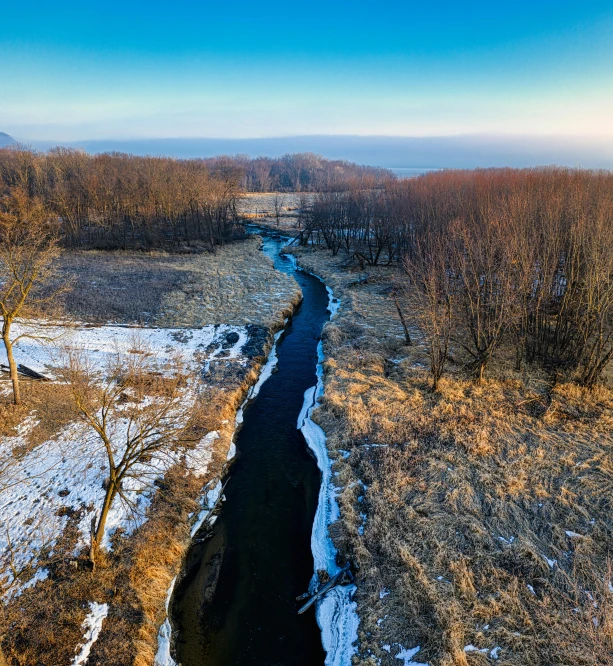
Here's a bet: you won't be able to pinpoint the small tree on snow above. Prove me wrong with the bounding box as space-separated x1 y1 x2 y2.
60 346 201 566
0 188 64 405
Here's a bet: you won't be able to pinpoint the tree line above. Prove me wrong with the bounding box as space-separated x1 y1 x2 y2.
299 168 613 388
204 152 391 192
0 147 243 249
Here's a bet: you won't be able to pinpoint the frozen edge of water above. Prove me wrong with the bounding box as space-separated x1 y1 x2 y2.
154 325 286 665
296 274 359 666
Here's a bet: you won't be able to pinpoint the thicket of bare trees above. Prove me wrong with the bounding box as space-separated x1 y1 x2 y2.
302 168 613 387
208 152 391 192
0 148 243 249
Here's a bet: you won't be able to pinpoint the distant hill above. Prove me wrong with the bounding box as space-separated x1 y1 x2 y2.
0 132 16 148
29 134 613 170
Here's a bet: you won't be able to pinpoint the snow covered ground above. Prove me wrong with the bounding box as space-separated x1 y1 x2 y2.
0 321 248 378
0 322 250 599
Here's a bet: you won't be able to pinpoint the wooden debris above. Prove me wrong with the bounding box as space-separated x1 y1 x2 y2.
297 563 354 614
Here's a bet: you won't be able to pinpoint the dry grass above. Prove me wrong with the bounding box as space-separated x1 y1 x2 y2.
57 236 301 328
292 246 613 665
0 380 77 448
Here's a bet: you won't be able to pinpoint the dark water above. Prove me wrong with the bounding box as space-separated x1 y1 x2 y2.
170 236 328 665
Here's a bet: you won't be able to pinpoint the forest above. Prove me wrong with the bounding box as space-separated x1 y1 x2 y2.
300 168 613 388
0 148 389 250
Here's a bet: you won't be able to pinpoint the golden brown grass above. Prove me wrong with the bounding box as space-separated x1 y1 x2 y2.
0 380 77 447
292 246 613 666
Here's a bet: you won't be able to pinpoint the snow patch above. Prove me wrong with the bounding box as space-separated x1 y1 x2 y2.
72 602 108 666
155 577 178 666
299 324 358 664
464 645 488 654
395 645 428 666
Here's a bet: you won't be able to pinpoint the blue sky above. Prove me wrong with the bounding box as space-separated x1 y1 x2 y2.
1 1 613 142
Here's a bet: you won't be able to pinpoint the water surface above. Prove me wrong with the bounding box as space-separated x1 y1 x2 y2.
171 235 328 665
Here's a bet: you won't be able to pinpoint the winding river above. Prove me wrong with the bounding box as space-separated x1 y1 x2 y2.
170 234 329 665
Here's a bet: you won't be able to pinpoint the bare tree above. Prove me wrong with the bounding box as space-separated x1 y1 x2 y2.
273 193 284 227
0 188 63 404
403 235 454 391
59 346 201 566
449 214 516 382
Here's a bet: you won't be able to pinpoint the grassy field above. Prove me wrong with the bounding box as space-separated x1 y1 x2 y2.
290 245 613 666
59 235 300 328
237 192 307 231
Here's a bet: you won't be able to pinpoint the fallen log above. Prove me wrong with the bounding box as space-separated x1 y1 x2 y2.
297 563 354 614
17 364 50 381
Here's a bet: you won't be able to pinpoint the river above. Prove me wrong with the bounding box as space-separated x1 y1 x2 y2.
170 234 329 665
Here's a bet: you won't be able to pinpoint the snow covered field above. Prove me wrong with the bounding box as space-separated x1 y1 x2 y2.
0 321 248 378
0 322 250 599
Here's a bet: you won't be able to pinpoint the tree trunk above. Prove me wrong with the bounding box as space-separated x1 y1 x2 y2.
2 323 20 405
477 360 485 383
91 479 117 562
393 293 412 346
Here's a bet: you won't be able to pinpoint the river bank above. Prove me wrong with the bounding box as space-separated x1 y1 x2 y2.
167 236 331 665
0 238 302 665
287 244 613 666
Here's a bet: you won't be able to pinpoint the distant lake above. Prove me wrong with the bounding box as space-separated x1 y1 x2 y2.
389 167 442 178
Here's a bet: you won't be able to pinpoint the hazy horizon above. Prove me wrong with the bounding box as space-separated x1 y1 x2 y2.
6 133 611 171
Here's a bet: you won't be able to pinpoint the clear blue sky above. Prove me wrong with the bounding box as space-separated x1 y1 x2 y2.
1 0 612 142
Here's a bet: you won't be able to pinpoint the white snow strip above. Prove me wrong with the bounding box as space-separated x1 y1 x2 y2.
395 645 428 666
298 278 356 666
326 286 341 318
72 602 108 665
155 577 178 666
236 328 283 426
565 530 582 538
282 253 298 270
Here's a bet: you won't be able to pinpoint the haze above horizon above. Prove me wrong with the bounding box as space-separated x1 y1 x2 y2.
1 1 612 167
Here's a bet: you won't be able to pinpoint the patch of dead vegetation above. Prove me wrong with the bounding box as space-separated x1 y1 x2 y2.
0 380 77 448
292 245 613 666
58 236 301 328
